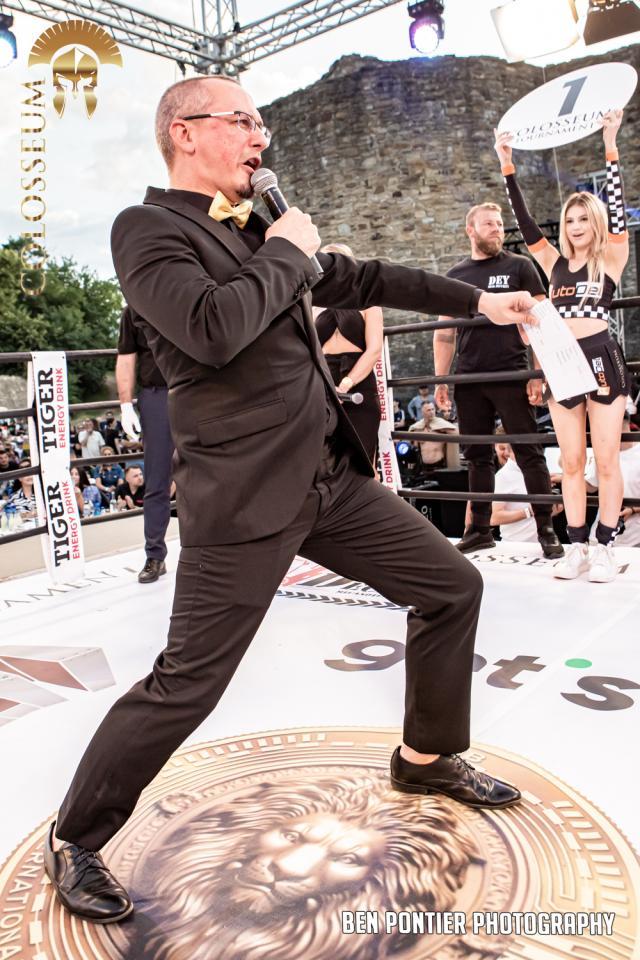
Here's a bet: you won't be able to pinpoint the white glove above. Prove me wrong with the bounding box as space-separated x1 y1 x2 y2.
121 402 141 440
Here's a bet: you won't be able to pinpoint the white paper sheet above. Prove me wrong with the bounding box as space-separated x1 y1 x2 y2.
523 299 598 402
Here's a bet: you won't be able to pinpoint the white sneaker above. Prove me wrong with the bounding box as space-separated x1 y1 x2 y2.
588 543 618 583
553 542 589 580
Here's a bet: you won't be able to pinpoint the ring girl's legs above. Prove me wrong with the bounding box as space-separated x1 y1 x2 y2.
548 399 587 527
587 394 626 527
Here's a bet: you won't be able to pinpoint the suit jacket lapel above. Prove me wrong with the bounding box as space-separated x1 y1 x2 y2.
143 187 315 346
143 187 252 265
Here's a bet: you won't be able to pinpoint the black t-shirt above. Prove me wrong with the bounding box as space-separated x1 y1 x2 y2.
117 307 167 388
446 250 545 373
115 481 145 508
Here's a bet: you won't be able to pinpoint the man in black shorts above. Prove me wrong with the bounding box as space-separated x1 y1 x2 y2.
434 202 563 558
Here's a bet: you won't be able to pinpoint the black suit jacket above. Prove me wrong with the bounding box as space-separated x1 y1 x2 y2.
110 187 480 545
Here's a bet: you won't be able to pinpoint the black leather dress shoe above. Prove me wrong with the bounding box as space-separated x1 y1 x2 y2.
537 526 564 559
390 747 521 809
44 822 133 923
456 527 495 553
138 558 167 583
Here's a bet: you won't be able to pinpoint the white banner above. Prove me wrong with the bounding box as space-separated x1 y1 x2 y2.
498 62 638 150
375 337 401 492
28 352 84 582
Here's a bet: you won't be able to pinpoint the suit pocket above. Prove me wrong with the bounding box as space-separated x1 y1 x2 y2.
197 398 287 446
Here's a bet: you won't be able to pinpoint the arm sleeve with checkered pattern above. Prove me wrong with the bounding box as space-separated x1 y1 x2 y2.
605 151 627 239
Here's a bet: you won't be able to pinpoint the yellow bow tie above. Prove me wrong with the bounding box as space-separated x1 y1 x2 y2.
208 191 253 229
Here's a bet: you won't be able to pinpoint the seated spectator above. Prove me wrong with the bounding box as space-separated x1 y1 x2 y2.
393 399 406 430
116 466 145 510
0 446 19 498
78 418 105 460
71 465 102 515
491 438 563 543
11 432 27 460
406 386 433 425
93 446 125 501
408 399 460 471
585 414 640 547
1 459 38 520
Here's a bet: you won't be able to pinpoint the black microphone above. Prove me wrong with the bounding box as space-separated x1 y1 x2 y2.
250 168 323 278
338 391 364 405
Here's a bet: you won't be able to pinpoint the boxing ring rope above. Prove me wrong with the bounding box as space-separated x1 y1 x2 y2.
0 292 639 556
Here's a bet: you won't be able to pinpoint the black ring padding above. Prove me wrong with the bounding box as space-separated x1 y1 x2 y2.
69 452 144 468
399 488 640 507
0 523 48 545
69 399 138 413
0 499 177 545
0 349 118 364
2 407 33 419
393 431 640 444
389 370 543 387
0 398 141 421
0 464 40 482
382 295 640 336
385 317 491 336
0 452 145 483
81 499 177 525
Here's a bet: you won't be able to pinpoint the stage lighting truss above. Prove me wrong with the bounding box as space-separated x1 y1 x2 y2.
0 11 17 67
583 0 640 46
408 0 445 55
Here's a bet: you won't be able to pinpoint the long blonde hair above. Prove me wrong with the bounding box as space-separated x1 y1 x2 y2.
559 192 608 308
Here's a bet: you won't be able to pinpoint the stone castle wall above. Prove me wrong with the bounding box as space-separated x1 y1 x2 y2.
259 46 640 377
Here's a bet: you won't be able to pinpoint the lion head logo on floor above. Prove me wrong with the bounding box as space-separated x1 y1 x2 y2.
129 770 503 960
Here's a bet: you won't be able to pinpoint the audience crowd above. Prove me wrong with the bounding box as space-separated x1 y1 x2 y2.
0 414 152 535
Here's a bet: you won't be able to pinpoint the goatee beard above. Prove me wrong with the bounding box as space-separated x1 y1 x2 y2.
476 237 503 257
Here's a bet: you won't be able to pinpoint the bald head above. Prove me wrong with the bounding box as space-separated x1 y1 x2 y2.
155 75 240 169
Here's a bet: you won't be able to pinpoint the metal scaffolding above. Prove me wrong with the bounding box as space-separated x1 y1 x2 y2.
4 0 403 73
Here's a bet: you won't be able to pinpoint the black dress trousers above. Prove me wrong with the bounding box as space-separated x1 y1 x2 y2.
55 441 482 851
456 380 553 529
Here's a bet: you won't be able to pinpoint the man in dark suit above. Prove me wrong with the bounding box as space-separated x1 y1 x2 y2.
45 75 534 923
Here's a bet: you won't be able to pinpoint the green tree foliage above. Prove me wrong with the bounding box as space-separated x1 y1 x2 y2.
0 238 122 402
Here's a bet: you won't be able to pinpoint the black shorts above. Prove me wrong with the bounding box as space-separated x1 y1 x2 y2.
544 330 630 410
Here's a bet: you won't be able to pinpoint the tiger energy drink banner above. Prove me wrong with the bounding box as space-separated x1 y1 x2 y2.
375 338 401 492
28 351 84 582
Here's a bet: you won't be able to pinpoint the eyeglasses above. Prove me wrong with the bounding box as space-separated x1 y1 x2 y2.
180 110 271 144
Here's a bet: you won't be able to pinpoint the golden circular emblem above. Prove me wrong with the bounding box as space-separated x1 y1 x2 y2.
1 728 638 959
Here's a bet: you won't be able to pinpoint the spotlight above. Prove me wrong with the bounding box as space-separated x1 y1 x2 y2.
583 0 640 46
408 0 445 55
491 0 579 63
0 13 17 67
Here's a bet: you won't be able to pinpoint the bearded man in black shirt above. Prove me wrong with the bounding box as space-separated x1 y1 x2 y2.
434 202 563 558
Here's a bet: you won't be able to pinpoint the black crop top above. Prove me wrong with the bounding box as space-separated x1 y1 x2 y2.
315 308 366 351
549 257 616 323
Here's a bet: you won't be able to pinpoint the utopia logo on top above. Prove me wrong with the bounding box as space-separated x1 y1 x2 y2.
19 20 123 296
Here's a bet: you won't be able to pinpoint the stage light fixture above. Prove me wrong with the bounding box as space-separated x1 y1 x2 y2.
0 12 17 67
491 0 579 62
583 0 640 46
408 0 445 55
